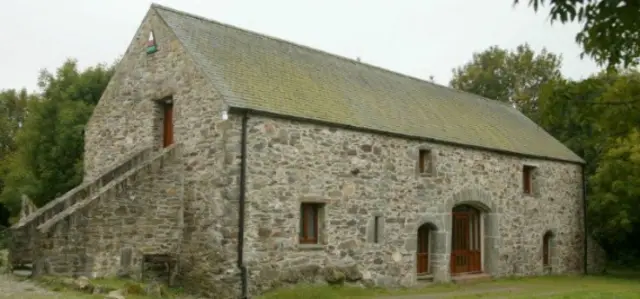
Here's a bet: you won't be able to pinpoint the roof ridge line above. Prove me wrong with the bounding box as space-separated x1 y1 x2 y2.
152 3 237 110
149 3 511 108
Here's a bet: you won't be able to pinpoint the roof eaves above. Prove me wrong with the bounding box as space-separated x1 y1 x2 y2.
227 105 585 165
150 3 585 165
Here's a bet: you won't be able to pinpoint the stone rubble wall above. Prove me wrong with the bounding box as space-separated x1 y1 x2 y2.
35 148 182 277
241 115 585 295
9 147 153 271
82 8 241 298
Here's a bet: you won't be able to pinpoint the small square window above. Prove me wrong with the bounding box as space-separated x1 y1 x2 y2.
418 149 434 174
523 165 536 194
300 203 322 244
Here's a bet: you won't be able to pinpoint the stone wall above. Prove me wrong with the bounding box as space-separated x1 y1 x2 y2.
240 115 585 294
36 148 181 277
82 7 240 298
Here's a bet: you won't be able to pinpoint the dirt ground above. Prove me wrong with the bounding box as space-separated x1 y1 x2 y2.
0 274 65 299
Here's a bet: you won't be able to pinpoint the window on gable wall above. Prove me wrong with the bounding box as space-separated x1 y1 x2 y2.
300 203 322 244
523 165 536 194
418 149 434 174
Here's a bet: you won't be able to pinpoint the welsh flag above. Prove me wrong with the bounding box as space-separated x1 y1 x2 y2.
146 31 157 54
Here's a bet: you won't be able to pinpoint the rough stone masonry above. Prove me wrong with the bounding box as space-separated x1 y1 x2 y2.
239 115 590 293
44 4 606 299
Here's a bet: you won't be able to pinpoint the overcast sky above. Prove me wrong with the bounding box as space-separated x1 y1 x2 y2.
1 0 600 92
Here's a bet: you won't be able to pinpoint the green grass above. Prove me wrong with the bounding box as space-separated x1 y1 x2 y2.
257 273 640 299
33 276 185 299
6 271 640 299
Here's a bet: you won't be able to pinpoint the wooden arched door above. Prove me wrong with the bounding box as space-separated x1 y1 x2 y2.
451 205 482 275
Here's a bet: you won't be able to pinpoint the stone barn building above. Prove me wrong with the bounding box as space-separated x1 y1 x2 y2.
9 4 606 299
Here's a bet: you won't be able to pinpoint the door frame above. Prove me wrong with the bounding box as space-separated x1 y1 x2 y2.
450 205 483 275
416 223 433 275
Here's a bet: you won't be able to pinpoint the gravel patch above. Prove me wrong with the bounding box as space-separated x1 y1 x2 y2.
0 274 62 299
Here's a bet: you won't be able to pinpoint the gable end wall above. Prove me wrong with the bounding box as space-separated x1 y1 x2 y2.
81 8 241 297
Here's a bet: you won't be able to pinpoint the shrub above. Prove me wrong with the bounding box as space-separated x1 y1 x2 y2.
0 225 7 250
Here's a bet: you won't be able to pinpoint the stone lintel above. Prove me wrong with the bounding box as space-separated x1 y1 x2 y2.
299 195 330 203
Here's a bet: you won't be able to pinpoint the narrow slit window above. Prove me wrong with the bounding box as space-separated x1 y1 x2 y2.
374 216 381 243
419 149 433 174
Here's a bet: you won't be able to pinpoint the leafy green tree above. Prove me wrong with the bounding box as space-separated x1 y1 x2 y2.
0 59 114 215
455 42 640 262
536 73 617 173
450 43 563 121
514 0 640 69
0 89 31 209
586 71 640 258
0 89 29 156
538 70 640 262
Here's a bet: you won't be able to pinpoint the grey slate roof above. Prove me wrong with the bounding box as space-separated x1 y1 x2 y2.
152 4 584 164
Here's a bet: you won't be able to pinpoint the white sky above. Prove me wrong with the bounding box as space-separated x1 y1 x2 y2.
0 0 600 92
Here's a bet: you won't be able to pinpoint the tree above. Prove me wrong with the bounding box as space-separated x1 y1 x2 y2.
0 59 114 215
537 69 640 263
450 44 563 120
0 89 31 202
514 0 640 69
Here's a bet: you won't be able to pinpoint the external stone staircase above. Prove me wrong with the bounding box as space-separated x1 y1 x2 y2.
8 145 179 277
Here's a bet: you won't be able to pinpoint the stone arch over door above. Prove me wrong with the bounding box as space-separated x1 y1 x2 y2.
444 188 500 277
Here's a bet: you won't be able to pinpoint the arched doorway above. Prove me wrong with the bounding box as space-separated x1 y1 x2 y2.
451 204 482 275
416 223 435 275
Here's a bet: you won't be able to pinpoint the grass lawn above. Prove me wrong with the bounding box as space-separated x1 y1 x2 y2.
258 271 640 299
3 270 639 299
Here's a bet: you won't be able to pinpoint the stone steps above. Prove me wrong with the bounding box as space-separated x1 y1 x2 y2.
12 263 33 278
8 146 176 274
451 273 492 284
416 274 434 282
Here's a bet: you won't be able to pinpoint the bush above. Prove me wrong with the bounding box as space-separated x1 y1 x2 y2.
0 249 7 272
0 225 7 250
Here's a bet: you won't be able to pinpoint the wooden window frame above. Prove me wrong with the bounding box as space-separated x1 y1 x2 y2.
523 165 535 194
418 149 433 174
162 101 174 148
299 203 320 244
